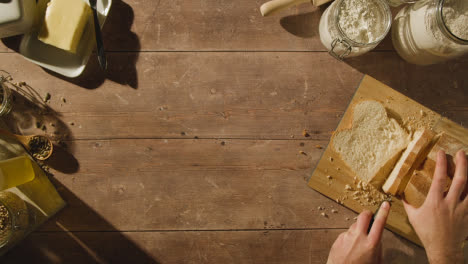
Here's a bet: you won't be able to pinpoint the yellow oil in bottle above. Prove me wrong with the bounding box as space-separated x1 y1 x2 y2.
0 155 35 191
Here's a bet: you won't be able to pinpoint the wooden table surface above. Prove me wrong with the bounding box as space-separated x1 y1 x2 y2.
1 1 467 263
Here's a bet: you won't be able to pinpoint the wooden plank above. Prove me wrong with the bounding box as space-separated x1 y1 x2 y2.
34 138 360 231
345 55 468 115
2 230 427 264
2 52 360 140
1 52 467 140
0 0 394 52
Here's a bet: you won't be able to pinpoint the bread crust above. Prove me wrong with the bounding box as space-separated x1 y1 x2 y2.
403 133 468 207
382 129 435 195
331 100 409 188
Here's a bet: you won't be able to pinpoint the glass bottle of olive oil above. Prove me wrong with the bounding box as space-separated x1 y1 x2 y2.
0 156 35 190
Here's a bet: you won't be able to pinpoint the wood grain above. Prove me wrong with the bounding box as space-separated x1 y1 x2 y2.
0 52 466 140
2 230 427 264
0 0 396 53
0 0 467 261
35 138 360 231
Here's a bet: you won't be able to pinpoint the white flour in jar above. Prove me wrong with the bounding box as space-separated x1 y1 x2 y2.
337 0 385 43
443 0 468 40
319 0 390 58
392 0 468 65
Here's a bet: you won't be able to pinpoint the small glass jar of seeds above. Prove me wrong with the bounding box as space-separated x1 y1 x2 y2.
0 79 13 116
0 191 29 248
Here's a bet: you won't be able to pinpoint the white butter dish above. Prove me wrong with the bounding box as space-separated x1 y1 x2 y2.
19 0 112 78
0 0 36 38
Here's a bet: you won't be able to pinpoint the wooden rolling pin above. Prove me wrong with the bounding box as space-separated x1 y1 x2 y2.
260 0 333 16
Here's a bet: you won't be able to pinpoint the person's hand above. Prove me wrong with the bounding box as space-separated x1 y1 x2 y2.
403 150 468 264
327 201 391 264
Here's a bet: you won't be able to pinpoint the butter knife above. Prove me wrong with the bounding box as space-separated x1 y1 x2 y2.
89 0 107 70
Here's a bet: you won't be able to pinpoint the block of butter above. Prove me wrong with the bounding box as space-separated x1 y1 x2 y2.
38 0 92 53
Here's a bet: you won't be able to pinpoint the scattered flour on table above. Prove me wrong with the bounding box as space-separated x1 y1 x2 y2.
338 0 385 43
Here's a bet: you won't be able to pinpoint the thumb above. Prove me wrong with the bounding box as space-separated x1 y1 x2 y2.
402 199 416 217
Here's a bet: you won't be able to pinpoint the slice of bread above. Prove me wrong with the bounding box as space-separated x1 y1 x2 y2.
332 100 410 188
404 133 468 207
382 129 435 195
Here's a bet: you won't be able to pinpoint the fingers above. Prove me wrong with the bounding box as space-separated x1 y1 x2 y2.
428 150 448 200
447 150 467 203
356 210 373 234
368 201 391 245
402 199 415 215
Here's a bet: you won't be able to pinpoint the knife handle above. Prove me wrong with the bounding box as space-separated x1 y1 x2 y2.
260 0 310 17
92 9 107 70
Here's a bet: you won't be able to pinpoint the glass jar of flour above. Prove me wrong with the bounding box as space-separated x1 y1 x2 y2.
392 0 468 65
386 0 421 7
319 0 392 59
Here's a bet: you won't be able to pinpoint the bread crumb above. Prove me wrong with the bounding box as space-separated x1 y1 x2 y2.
320 212 328 218
44 92 51 103
331 209 338 214
336 167 340 171
326 175 332 180
344 184 353 191
302 129 310 137
329 157 334 162
345 217 350 221
353 216 358 220
317 206 324 210
299 151 307 156
315 145 322 149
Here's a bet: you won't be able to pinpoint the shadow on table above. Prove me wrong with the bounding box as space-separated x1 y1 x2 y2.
279 8 323 39
344 52 468 125
382 231 428 263
1 0 140 90
45 144 80 174
383 247 428 264
2 180 160 264
0 72 80 175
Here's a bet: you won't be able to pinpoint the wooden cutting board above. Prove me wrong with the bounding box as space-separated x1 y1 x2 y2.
308 75 468 246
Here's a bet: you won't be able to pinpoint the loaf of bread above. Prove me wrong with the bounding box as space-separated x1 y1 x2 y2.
332 100 410 188
403 133 468 207
382 129 435 195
